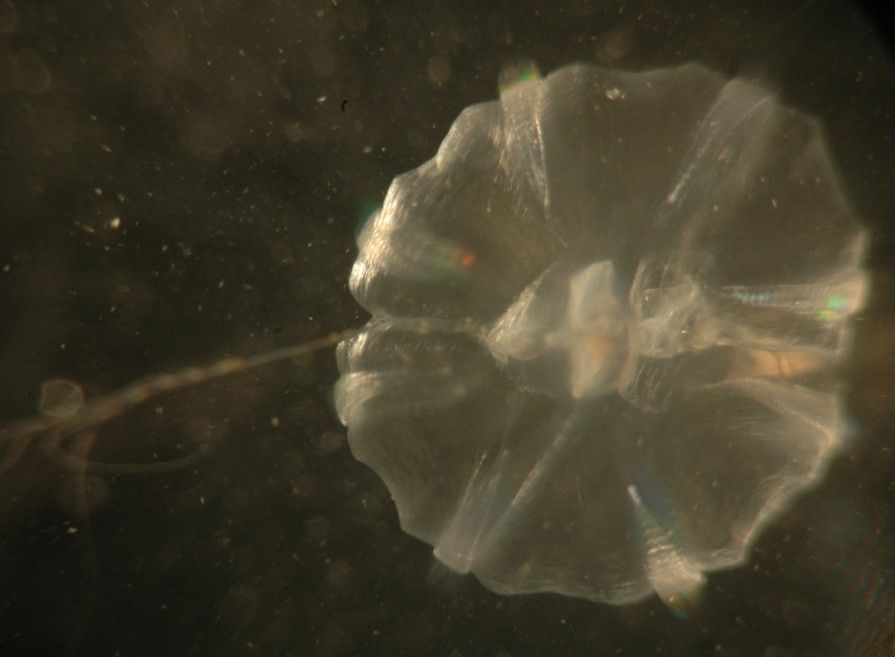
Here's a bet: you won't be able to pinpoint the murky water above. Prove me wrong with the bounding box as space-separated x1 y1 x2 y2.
0 2 892 656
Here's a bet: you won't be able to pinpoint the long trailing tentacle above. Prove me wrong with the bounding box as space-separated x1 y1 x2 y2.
0 329 357 475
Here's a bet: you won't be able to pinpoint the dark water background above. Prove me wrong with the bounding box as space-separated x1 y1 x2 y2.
0 1 893 656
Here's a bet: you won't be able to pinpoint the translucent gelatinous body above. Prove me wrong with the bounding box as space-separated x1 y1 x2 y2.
335 63 868 606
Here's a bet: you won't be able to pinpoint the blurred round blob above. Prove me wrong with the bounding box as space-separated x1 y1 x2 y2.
335 63 868 607
38 379 85 418
428 55 451 88
595 28 634 62
10 48 52 95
